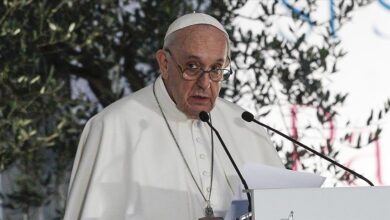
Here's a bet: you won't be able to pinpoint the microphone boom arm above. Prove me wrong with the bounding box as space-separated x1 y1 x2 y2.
199 111 253 213
243 112 374 186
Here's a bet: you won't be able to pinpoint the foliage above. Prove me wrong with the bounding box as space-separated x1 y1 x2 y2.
223 0 386 183
0 0 388 219
0 1 92 218
0 72 90 218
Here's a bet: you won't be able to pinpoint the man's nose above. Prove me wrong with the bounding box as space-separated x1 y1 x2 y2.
196 71 211 89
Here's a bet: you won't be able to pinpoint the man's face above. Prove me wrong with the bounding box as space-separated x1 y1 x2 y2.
156 25 229 119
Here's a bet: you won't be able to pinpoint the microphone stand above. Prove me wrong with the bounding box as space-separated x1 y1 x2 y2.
241 111 374 186
199 111 253 219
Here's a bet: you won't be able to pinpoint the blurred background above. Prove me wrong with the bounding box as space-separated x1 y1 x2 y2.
0 0 389 219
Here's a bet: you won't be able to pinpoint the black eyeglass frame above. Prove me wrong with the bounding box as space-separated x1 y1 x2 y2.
164 49 233 82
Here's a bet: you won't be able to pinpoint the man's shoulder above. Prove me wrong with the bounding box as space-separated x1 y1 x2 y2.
90 84 154 122
215 97 245 113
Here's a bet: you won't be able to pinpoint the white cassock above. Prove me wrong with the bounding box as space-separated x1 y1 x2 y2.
64 76 283 220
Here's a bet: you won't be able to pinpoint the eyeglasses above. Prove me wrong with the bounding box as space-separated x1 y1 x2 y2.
164 49 233 82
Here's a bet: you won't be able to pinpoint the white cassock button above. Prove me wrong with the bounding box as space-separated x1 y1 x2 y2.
199 154 206 159
202 171 210 176
195 137 202 143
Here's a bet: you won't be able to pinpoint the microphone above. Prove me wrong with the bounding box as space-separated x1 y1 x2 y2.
241 111 374 186
199 111 253 213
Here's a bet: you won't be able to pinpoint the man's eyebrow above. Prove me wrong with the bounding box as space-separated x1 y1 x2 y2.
186 55 225 63
186 55 201 60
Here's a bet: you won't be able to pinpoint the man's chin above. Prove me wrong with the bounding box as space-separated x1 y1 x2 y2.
187 108 213 119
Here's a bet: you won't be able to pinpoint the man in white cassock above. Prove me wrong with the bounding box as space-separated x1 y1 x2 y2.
64 13 284 220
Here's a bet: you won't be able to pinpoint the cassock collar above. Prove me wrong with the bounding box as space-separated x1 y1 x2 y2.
155 76 190 122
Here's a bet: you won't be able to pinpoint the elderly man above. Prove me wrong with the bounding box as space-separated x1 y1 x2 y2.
64 13 283 220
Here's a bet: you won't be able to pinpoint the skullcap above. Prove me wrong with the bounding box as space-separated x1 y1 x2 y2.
164 12 229 41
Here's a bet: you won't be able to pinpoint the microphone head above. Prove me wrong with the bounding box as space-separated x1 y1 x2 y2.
241 111 254 122
199 111 210 122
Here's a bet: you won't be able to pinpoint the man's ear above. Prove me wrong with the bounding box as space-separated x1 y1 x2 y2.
155 49 169 80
